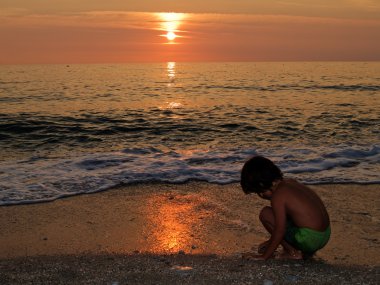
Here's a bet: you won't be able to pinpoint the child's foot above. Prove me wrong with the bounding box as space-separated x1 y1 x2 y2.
276 250 303 260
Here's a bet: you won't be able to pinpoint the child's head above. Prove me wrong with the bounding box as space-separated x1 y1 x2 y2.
240 156 283 195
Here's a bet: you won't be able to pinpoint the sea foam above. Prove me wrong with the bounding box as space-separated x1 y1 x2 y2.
0 145 379 205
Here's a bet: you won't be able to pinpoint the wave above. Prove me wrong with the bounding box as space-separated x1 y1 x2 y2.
1 109 377 145
0 145 379 205
200 84 380 92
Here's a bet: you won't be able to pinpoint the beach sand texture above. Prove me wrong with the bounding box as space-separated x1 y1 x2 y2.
1 183 379 284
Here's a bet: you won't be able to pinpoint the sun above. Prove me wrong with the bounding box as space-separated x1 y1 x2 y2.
157 13 185 43
166 31 177 41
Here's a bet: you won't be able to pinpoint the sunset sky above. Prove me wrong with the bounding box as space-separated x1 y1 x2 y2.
0 0 379 64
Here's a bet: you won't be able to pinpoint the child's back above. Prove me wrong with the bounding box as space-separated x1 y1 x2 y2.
275 178 329 232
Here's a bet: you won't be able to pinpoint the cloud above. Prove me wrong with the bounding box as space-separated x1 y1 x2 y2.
2 11 379 29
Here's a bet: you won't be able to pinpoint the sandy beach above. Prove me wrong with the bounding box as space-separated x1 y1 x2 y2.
1 182 379 284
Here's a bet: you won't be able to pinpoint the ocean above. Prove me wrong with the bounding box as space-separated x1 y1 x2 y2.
0 62 379 205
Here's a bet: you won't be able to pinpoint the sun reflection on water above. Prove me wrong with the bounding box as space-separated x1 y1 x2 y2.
167 61 176 83
164 61 184 111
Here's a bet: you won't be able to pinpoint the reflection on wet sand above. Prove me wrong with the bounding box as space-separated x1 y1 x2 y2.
143 193 207 253
140 187 261 255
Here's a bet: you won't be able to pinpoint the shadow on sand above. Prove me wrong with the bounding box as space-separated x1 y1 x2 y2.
0 253 378 284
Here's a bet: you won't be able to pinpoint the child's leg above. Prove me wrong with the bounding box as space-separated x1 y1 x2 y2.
259 206 303 259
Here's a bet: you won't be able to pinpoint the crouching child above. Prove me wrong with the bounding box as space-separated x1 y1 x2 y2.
241 156 331 260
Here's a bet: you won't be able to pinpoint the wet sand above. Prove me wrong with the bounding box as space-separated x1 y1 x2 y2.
1 183 379 284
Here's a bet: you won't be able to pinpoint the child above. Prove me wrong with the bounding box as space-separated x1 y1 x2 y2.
240 156 330 260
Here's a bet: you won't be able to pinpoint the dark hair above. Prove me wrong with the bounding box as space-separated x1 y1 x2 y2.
240 156 283 194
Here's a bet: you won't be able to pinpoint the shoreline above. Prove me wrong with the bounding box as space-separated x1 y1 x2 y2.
2 180 380 208
1 182 379 283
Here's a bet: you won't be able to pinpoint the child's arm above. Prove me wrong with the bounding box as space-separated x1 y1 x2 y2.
261 196 287 260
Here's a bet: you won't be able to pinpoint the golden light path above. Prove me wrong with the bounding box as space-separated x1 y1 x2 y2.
143 193 202 253
157 12 185 43
165 61 183 110
167 61 176 81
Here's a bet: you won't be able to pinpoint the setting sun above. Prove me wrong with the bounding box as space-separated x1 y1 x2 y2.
157 12 185 43
166 31 176 41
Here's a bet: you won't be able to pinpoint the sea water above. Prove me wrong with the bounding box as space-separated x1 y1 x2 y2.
0 62 379 205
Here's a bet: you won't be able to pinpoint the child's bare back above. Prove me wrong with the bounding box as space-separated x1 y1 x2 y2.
274 178 330 232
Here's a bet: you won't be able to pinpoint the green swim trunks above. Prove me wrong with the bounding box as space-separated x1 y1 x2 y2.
284 221 331 254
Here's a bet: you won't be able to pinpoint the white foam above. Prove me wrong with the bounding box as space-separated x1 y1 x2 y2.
0 145 379 205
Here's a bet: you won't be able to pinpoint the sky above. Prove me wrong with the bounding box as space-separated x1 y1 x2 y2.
0 0 379 64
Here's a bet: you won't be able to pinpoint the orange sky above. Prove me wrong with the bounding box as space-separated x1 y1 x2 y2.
0 1 379 64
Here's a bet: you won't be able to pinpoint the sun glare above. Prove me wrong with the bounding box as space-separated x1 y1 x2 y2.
166 31 176 41
157 12 185 43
